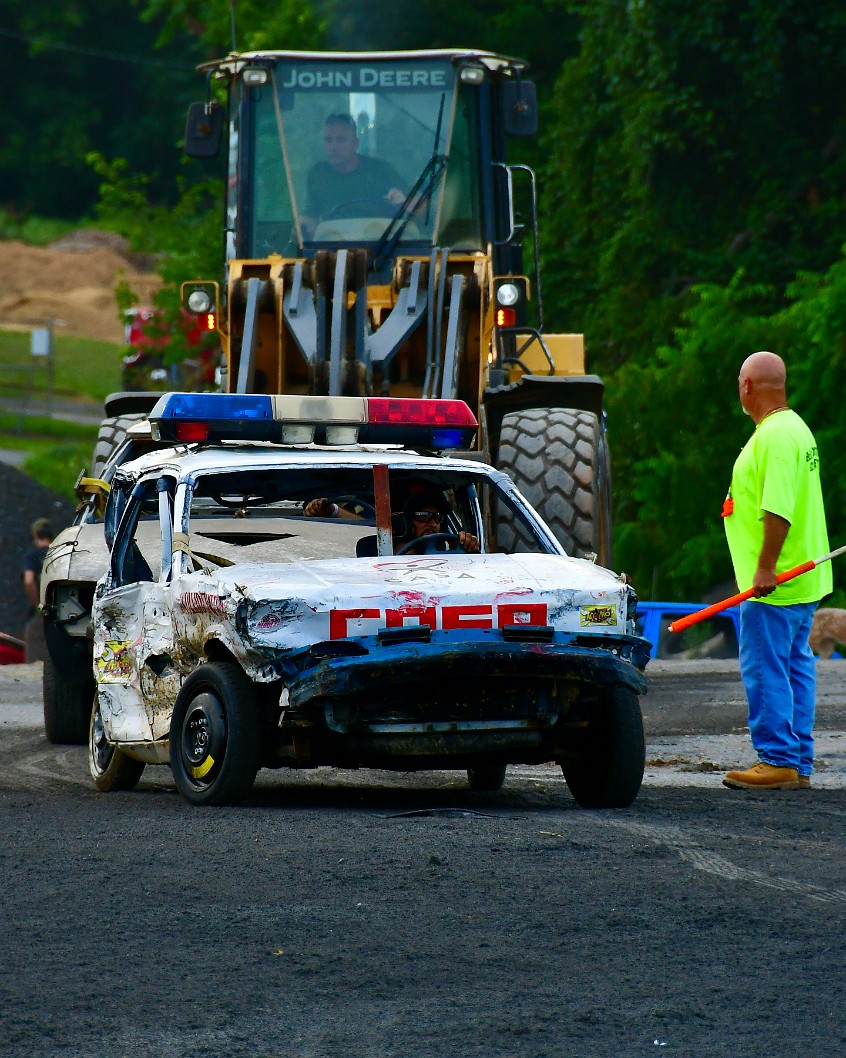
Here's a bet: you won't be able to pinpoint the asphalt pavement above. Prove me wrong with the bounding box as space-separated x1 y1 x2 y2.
4 658 846 789
3 659 846 1057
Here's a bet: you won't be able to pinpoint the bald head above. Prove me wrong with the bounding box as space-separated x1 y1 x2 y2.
738 351 788 423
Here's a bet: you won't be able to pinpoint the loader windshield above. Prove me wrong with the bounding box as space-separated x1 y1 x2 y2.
244 57 483 257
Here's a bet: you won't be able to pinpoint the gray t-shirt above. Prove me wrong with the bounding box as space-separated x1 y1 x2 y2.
306 155 403 221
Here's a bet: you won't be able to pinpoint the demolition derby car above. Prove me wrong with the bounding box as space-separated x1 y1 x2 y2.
89 392 650 807
39 399 163 744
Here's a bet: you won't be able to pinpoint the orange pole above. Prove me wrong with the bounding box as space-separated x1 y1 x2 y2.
667 543 846 634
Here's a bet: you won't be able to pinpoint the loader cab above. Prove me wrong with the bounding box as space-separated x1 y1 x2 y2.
212 50 534 276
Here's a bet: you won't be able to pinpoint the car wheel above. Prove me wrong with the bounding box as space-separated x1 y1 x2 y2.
43 654 94 745
88 694 146 792
561 685 645 808
169 662 260 807
466 764 507 791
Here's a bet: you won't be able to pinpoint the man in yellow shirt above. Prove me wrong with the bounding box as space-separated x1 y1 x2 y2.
722 351 831 790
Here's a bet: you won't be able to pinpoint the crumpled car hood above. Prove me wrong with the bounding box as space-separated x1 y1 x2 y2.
204 552 632 649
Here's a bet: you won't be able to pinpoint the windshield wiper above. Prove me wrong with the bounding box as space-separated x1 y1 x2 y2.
373 94 448 271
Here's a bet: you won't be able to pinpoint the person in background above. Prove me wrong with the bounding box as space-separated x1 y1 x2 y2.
21 517 53 663
722 351 831 792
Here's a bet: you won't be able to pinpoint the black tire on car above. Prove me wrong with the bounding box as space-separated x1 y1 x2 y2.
169 662 260 807
466 764 507 791
91 412 147 479
88 693 146 792
43 654 94 746
560 685 645 809
495 407 612 566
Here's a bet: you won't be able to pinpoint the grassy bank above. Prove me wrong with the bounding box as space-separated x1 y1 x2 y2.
0 329 116 498
0 330 121 406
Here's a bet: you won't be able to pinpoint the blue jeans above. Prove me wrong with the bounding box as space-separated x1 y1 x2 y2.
738 600 818 774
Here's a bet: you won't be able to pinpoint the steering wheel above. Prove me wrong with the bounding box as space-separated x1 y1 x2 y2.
325 198 398 221
333 495 376 518
396 532 465 556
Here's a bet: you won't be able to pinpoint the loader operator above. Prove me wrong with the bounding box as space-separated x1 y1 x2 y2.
303 113 405 231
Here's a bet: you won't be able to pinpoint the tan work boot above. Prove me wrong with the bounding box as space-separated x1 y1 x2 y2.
798 775 812 789
723 762 800 790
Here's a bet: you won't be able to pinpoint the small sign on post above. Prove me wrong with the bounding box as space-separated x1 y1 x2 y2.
31 326 52 357
29 319 55 415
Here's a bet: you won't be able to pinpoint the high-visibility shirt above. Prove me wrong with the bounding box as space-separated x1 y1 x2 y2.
723 409 831 604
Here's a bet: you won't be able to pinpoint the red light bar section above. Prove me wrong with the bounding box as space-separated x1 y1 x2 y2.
175 421 210 443
366 398 477 427
496 307 516 328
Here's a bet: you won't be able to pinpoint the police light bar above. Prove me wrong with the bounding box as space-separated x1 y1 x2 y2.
149 393 477 449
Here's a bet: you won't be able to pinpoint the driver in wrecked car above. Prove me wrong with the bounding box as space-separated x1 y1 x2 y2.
303 113 405 231
304 487 480 553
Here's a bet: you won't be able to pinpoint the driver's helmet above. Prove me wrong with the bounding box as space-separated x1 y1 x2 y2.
398 486 451 539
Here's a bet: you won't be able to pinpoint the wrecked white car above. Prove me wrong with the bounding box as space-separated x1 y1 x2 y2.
90 392 649 807
40 396 163 744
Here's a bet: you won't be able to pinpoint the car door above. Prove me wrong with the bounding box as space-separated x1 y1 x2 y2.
94 474 177 744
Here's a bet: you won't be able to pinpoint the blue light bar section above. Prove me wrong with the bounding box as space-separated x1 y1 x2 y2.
430 428 465 449
151 393 274 421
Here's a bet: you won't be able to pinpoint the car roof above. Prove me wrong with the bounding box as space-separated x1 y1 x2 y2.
114 442 495 481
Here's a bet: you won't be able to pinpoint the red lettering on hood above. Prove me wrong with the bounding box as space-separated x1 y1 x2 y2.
329 601 552 639
498 603 548 627
385 605 437 629
441 605 494 630
329 608 382 639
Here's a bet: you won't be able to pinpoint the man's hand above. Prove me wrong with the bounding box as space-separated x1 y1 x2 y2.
305 498 337 518
385 188 404 206
752 564 778 598
458 531 480 554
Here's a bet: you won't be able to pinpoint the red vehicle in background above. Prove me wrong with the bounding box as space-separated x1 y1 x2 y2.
0 632 25 665
122 306 220 392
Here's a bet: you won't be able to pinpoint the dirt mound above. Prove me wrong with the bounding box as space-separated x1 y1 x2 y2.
0 236 160 343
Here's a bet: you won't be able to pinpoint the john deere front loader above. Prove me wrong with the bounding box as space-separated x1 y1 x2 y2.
181 48 611 564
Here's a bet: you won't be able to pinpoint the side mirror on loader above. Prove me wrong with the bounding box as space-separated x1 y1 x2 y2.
501 80 538 138
185 102 223 158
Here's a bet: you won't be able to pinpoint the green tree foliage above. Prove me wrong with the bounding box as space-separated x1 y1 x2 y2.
81 2 324 354
536 1 846 601
0 0 204 218
612 254 846 602
315 0 578 90
542 0 846 373
139 0 324 54
88 154 222 360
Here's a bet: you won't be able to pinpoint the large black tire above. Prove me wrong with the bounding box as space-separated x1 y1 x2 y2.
169 662 260 807
561 685 645 809
91 412 147 478
466 764 507 791
496 408 612 566
88 693 146 792
43 654 94 746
